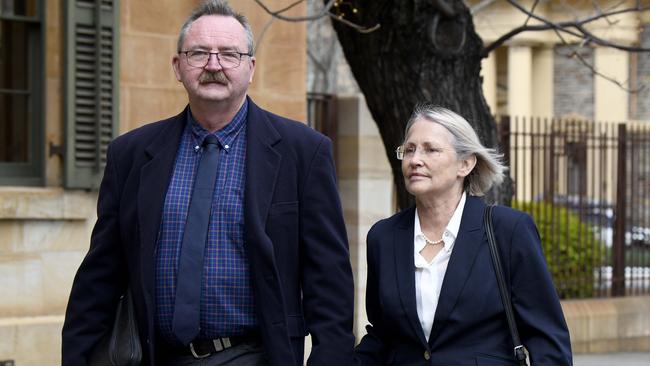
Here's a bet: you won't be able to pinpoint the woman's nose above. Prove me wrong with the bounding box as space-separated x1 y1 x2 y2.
408 154 424 167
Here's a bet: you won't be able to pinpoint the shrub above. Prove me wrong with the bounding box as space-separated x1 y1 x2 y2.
512 201 606 299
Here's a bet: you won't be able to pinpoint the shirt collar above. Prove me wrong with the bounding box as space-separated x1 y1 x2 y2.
187 99 248 150
413 192 467 255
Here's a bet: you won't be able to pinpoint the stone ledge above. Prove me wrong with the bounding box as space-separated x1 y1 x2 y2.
0 315 64 326
563 295 650 354
0 316 64 365
0 187 96 220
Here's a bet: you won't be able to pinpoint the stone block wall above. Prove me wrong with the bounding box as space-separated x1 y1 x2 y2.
0 188 96 365
635 25 650 120
554 45 595 120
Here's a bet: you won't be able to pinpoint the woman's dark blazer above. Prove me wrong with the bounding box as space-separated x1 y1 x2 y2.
355 195 572 366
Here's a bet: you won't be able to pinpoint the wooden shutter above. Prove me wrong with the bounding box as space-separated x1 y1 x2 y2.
64 0 119 189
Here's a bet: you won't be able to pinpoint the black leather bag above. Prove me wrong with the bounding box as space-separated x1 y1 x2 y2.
89 288 142 366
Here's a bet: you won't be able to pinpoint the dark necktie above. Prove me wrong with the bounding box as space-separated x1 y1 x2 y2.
172 134 221 345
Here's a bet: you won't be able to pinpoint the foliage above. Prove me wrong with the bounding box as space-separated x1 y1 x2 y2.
512 201 606 299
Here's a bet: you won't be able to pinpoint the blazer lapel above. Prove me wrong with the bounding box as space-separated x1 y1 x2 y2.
243 99 281 267
138 109 186 297
394 207 429 346
428 196 486 344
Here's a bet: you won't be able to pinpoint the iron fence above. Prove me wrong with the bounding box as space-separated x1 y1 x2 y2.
497 116 650 298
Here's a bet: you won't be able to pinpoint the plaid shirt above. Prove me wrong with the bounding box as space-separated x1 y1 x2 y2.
155 101 256 344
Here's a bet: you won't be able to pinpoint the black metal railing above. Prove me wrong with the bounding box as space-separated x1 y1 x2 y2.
497 116 650 298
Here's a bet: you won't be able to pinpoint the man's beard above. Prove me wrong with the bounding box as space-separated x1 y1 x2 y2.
198 71 228 84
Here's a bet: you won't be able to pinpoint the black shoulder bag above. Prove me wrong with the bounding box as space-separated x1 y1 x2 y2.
484 205 531 366
89 288 142 366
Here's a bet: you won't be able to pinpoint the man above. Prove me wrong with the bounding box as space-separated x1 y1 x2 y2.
62 1 355 365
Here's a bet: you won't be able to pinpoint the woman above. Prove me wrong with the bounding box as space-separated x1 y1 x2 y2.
355 105 572 365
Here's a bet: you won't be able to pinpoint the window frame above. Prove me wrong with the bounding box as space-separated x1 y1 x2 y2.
0 0 45 186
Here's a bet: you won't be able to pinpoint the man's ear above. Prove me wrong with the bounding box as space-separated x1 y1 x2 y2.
172 55 182 82
248 57 256 84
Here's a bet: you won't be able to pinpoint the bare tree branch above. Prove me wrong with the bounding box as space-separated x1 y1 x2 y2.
254 0 380 33
482 1 644 93
568 48 641 93
431 0 458 17
470 0 498 15
483 0 650 55
523 0 541 27
590 0 620 26
485 24 582 56
550 17 642 94
328 13 381 33
253 0 336 21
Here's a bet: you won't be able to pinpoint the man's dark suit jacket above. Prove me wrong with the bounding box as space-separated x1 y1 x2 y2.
355 195 572 365
62 98 355 366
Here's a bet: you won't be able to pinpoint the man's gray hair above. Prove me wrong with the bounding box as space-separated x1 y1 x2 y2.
177 0 255 55
403 104 506 196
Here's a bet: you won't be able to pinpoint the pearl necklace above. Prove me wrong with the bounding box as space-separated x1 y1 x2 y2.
422 233 444 246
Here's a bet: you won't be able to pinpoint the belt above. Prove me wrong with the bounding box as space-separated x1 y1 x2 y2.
180 334 260 359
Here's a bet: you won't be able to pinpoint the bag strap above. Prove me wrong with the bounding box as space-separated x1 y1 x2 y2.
484 205 529 366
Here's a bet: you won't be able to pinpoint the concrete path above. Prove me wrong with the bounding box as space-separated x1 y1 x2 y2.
573 352 649 366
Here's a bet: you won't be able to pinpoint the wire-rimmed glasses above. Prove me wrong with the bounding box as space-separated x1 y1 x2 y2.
180 50 252 69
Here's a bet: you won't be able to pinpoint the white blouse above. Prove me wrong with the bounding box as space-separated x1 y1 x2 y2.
413 193 466 341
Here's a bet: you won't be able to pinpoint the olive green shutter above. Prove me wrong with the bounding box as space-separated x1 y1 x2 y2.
64 0 119 189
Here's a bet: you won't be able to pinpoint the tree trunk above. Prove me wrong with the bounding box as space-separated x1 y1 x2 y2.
329 0 511 209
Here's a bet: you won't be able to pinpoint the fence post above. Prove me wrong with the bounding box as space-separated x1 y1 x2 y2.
547 120 556 204
612 123 627 296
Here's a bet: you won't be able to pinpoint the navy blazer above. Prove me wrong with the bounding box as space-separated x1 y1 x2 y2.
355 196 572 365
62 98 356 366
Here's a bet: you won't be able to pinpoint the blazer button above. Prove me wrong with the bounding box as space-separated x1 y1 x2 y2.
424 350 431 360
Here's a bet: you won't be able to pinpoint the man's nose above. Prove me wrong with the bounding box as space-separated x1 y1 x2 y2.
205 53 223 70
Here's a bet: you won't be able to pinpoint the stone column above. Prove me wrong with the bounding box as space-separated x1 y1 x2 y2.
532 46 554 119
336 94 394 338
594 47 629 203
481 51 497 113
508 45 533 117
507 45 533 201
594 47 629 122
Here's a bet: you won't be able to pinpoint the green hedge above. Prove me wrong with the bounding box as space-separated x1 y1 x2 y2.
512 201 606 299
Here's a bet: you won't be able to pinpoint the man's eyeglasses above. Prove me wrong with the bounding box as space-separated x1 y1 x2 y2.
180 50 252 69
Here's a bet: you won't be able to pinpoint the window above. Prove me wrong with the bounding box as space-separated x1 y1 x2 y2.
0 0 44 185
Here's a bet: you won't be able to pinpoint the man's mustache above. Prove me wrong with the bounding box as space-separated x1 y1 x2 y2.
199 71 228 84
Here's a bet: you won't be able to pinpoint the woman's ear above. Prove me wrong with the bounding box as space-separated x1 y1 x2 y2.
458 154 477 178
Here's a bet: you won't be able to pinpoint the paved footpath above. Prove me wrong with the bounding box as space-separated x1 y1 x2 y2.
573 352 650 366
